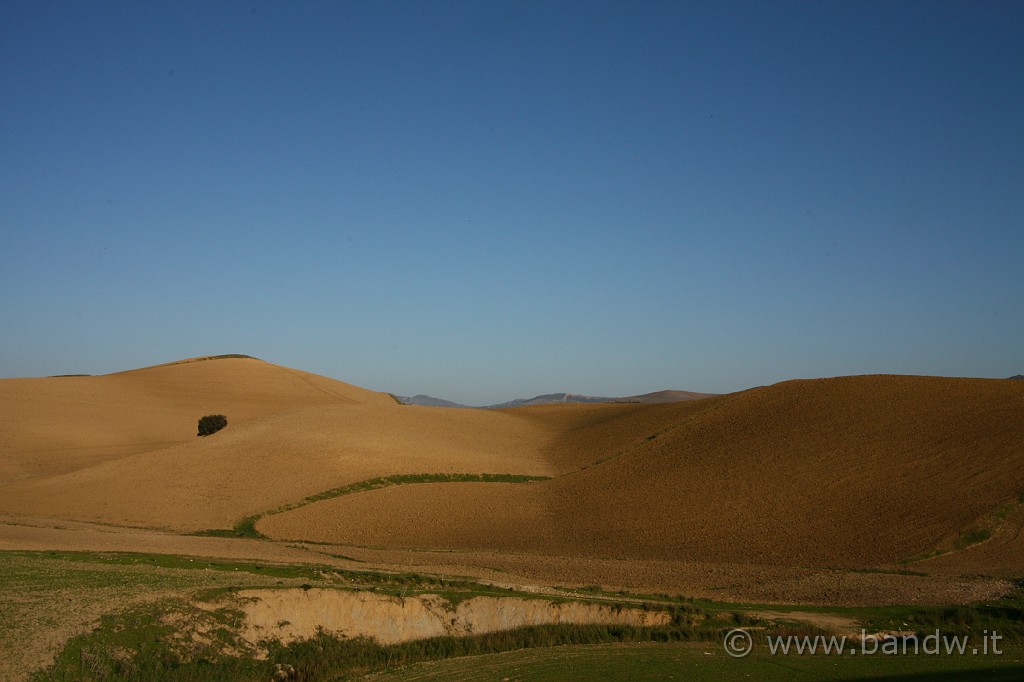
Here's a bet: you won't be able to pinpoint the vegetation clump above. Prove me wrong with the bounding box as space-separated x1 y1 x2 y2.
197 414 228 437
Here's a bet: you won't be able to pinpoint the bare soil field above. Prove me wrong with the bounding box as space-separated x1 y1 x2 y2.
2 357 1023 678
921 504 1024 576
0 357 559 530
261 374 1024 571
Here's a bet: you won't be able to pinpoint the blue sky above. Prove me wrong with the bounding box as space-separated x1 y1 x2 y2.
1 1 1021 405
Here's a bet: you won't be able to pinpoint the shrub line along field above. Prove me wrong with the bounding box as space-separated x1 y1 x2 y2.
193 473 552 540
1 356 1022 679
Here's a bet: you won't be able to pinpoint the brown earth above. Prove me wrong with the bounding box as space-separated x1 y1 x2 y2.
0 517 1009 607
2 357 1023 607
919 504 1024 576
261 375 1024 570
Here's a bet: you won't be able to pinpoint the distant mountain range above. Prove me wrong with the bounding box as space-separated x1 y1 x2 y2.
395 389 715 409
397 375 1024 408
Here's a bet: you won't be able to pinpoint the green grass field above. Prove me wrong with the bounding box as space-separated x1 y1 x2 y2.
5 550 1023 682
367 641 1024 681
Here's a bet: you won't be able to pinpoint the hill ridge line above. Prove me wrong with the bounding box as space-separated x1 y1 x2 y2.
555 391 750 480
270 364 361 404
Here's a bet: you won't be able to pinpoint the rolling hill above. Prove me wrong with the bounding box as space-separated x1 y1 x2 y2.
2 356 1023 600
0 355 389 483
260 375 1024 571
0 356 557 529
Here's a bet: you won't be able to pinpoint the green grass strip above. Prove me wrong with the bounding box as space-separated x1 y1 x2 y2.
193 473 550 540
282 473 549 512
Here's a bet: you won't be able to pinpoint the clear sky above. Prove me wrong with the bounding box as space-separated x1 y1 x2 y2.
1 1 1021 406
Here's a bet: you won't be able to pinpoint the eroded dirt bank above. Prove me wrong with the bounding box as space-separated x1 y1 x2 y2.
237 588 671 646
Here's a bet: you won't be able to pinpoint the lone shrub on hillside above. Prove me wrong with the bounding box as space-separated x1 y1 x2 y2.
197 414 227 437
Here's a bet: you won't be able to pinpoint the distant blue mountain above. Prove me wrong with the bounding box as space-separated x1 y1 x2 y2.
394 394 469 408
395 389 714 409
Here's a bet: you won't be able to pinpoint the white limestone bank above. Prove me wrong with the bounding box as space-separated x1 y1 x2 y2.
237 588 670 646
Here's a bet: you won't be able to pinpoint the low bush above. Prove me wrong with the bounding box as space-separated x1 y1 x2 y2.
198 414 228 437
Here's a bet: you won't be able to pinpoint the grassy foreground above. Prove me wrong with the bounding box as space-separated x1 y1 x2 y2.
369 642 1024 681
3 549 1022 681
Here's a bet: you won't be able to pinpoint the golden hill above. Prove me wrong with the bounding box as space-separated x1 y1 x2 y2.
0 355 391 482
0 357 558 529
2 358 1022 582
